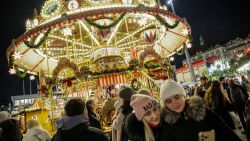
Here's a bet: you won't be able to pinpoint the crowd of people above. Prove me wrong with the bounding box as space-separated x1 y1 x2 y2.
0 75 249 141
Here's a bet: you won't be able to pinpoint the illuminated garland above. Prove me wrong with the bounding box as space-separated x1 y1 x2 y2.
144 64 160 69
85 13 126 30
154 14 179 29
175 33 192 56
16 69 27 78
8 51 14 68
24 29 51 48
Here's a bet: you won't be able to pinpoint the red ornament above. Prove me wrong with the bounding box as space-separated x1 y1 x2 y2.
66 80 72 87
134 70 140 78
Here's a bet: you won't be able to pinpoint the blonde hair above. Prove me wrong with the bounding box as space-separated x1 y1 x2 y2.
142 118 155 141
137 88 152 96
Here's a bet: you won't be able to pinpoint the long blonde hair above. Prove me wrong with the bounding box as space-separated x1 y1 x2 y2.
142 118 155 141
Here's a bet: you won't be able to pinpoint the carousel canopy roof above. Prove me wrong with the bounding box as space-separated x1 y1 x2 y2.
7 0 191 76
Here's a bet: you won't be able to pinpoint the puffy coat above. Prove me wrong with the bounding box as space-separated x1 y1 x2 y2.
52 115 108 141
22 126 51 141
161 96 242 141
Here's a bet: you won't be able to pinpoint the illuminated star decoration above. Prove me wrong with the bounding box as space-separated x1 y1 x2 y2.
63 27 72 36
138 18 147 26
186 42 192 48
170 56 174 61
181 28 189 36
12 51 23 59
9 68 16 74
29 75 35 80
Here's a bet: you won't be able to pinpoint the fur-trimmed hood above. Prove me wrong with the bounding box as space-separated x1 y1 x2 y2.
162 96 206 124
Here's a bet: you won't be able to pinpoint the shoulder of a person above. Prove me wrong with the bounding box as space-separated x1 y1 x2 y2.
87 126 108 140
204 108 222 121
87 126 105 134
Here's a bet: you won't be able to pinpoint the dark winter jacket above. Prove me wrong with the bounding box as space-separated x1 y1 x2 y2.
124 113 162 141
120 105 133 141
87 105 101 129
52 114 108 141
0 119 22 141
161 96 242 141
230 84 248 108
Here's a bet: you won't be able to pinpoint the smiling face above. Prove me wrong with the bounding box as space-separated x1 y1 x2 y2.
165 94 185 113
143 106 161 127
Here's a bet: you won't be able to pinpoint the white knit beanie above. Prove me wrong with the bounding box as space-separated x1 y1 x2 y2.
160 79 186 102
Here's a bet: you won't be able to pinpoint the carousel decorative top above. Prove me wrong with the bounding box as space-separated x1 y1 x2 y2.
7 0 192 78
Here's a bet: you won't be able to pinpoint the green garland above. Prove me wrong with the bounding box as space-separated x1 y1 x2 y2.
85 13 126 30
24 29 51 48
175 43 185 55
154 14 179 29
188 33 193 42
16 69 27 78
144 64 160 69
8 51 14 68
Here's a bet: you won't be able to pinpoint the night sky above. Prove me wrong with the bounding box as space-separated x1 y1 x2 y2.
0 0 250 102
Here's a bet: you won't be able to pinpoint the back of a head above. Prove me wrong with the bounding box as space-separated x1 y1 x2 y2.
26 119 39 129
137 88 152 96
229 79 235 85
219 77 225 82
65 98 86 116
0 111 9 123
200 76 208 81
119 86 135 101
211 80 221 93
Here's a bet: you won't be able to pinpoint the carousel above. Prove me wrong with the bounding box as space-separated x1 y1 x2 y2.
6 0 192 134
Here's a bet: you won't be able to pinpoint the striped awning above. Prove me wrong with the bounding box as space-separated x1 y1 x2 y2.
97 73 128 88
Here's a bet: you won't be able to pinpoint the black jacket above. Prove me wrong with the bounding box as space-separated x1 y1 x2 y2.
161 96 242 141
0 119 22 141
87 106 102 129
120 106 133 141
52 122 108 141
124 113 162 141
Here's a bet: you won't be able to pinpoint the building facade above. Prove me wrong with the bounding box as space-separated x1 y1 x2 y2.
176 34 250 82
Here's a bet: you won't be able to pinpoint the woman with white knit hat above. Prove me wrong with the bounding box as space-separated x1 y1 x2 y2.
159 79 242 141
124 94 162 141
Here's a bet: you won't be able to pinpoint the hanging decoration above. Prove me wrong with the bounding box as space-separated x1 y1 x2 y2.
63 79 73 87
85 13 126 30
141 28 157 44
154 14 179 29
23 29 51 48
9 68 16 74
39 84 49 97
16 69 27 78
174 43 185 56
94 19 112 41
52 57 80 79
138 47 163 68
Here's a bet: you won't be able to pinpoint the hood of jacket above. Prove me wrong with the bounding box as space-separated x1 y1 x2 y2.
56 114 89 130
26 126 50 139
162 96 206 124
